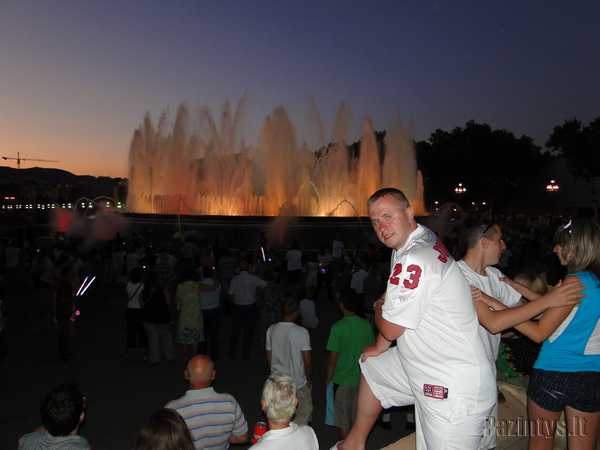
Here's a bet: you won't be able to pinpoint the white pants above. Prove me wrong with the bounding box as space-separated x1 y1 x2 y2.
360 349 494 450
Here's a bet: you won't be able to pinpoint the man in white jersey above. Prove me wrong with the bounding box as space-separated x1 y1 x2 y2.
333 188 496 450
458 216 584 449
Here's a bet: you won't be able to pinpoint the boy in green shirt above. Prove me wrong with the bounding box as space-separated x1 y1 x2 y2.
326 288 375 439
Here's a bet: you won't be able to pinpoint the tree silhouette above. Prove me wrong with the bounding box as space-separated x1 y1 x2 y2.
417 121 552 213
546 117 600 218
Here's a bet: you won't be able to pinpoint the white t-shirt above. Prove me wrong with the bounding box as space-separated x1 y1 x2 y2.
317 252 333 267
299 298 319 328
251 422 318 449
228 271 268 305
332 240 345 258
266 322 311 389
457 260 522 366
286 249 303 271
350 269 368 294
383 225 495 413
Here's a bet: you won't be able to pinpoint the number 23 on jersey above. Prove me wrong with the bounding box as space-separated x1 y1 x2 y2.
389 239 450 290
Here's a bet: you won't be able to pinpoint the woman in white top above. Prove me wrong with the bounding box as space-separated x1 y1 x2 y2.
125 266 148 361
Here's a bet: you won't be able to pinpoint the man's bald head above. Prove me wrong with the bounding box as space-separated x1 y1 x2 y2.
185 355 215 389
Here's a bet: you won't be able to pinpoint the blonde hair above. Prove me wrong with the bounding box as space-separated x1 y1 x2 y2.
514 270 548 297
554 219 600 278
262 373 296 425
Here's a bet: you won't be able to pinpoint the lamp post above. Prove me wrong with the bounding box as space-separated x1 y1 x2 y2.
546 179 559 215
455 183 466 207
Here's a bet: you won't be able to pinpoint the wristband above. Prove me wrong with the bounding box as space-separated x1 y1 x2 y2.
373 297 385 309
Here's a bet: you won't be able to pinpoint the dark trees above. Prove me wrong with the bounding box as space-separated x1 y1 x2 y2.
546 117 600 218
416 120 553 213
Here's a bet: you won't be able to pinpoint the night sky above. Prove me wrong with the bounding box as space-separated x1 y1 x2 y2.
1 1 598 177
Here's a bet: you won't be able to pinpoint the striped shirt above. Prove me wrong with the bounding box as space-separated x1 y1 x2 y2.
166 387 248 450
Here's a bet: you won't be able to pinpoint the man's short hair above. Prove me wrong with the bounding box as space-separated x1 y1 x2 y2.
262 372 297 425
459 215 498 250
41 380 85 437
366 188 410 208
281 297 299 318
339 288 357 312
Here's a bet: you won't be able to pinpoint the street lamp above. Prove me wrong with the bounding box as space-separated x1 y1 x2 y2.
546 180 559 193
546 179 559 215
455 183 466 195
454 183 466 207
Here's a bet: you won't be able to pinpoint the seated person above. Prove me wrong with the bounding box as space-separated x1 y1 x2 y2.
251 372 318 449
135 408 194 450
18 380 90 449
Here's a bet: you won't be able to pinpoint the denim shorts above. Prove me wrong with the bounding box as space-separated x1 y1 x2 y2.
528 368 600 413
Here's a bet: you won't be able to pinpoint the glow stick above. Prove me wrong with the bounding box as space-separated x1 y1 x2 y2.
78 276 96 296
76 276 89 296
261 247 266 261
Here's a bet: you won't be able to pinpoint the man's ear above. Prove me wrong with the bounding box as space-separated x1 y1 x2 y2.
184 369 189 381
294 398 298 408
211 370 216 381
481 236 489 249
405 206 415 223
261 399 266 412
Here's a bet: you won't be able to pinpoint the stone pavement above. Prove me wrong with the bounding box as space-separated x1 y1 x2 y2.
2 281 412 449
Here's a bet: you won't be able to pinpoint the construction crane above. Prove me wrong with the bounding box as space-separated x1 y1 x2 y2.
2 152 59 169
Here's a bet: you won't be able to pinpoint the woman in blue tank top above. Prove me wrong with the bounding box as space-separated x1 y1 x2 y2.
522 220 600 449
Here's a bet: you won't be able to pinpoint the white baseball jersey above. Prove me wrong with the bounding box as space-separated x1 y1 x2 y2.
457 260 521 366
384 225 495 413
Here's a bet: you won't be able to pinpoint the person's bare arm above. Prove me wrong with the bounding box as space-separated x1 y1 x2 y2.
512 304 576 343
361 294 405 362
512 275 581 343
302 350 312 388
361 332 393 362
326 351 338 386
198 281 219 292
374 294 406 343
228 431 249 444
500 276 542 301
472 281 582 335
266 349 272 368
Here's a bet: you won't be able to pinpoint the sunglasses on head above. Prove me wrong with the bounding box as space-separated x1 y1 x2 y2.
482 219 497 237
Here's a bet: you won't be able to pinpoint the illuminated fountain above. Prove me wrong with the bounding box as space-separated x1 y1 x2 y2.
126 97 424 217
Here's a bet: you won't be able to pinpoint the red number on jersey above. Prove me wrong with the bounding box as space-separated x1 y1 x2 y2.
404 264 422 290
433 238 450 263
389 263 402 285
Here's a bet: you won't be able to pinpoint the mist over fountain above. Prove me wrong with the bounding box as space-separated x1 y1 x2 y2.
126 97 424 217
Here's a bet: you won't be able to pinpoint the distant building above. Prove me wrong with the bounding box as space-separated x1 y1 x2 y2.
0 166 127 224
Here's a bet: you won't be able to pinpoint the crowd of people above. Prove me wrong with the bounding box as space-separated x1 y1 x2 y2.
3 188 600 449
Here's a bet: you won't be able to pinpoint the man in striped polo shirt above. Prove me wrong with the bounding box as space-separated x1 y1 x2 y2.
166 355 249 449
